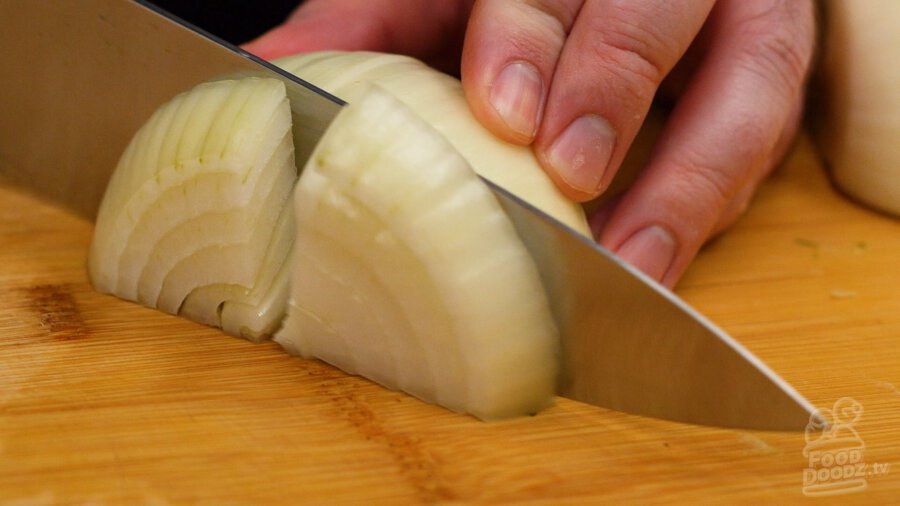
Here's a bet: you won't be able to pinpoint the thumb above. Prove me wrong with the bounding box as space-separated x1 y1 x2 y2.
243 0 472 65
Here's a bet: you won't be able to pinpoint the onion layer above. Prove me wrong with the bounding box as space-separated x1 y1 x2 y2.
276 86 559 419
89 77 296 341
89 52 575 419
275 51 591 235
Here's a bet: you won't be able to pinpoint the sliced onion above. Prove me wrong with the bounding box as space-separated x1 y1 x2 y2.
89 52 576 418
89 77 296 341
275 51 591 236
275 86 559 419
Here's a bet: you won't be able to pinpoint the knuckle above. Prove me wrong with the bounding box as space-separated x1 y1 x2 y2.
713 185 756 237
502 1 574 63
521 0 580 30
588 36 663 106
577 5 683 105
678 159 736 213
732 116 773 161
665 118 771 237
596 36 663 87
669 167 731 244
733 0 815 95
671 140 757 213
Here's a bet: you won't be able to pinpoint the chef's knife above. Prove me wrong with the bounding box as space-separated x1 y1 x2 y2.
0 0 823 430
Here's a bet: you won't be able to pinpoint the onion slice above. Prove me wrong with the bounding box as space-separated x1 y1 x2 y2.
88 77 296 341
275 51 590 236
275 86 559 420
89 54 572 419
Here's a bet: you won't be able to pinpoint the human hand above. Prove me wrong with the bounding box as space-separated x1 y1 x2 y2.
245 0 816 288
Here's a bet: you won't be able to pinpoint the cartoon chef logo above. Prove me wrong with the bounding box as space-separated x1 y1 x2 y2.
802 397 867 497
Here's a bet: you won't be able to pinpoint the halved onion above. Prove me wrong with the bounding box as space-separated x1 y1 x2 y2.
89 51 578 418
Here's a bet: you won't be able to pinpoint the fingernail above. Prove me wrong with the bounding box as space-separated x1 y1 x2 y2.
615 225 677 282
489 61 543 140
546 115 616 195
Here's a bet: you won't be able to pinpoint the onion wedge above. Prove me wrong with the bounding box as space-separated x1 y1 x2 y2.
89 53 573 419
275 51 590 236
275 86 559 420
88 77 296 341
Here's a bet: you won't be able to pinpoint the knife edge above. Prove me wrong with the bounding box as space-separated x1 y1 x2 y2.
487 178 823 430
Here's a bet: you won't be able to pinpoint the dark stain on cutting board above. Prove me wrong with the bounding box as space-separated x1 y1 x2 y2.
308 363 459 503
24 284 87 341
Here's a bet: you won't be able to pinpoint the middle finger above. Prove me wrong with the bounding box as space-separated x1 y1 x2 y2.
534 0 715 201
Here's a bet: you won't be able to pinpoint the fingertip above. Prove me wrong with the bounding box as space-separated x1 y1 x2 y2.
608 224 679 287
538 114 618 202
460 0 572 146
241 18 333 60
462 52 545 146
241 29 292 60
487 61 544 144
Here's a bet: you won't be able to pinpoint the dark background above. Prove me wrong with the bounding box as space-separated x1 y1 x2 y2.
148 0 303 45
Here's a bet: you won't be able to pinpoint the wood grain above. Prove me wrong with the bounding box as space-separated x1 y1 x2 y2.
1 135 898 504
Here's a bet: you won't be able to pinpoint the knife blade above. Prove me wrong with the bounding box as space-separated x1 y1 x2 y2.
492 182 823 430
0 0 822 430
0 0 343 219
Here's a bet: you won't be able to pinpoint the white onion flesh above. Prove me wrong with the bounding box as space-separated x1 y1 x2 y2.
275 51 591 236
88 51 581 419
89 77 296 341
275 86 558 419
816 1 900 216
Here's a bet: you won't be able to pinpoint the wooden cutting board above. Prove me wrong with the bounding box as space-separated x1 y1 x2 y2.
2 134 898 504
